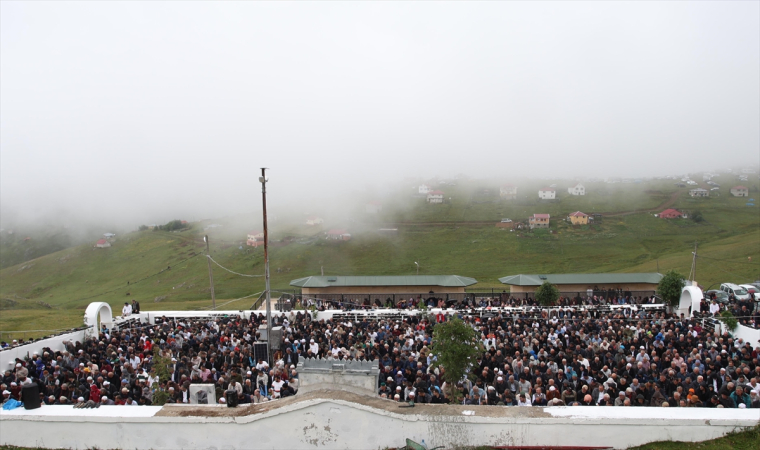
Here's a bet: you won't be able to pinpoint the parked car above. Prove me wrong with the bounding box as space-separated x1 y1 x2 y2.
705 290 730 304
720 283 751 301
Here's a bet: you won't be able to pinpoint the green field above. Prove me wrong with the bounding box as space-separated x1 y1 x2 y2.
1 175 758 339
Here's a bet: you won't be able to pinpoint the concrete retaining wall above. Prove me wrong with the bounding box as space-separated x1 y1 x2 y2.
734 323 760 346
0 330 86 372
1 399 757 450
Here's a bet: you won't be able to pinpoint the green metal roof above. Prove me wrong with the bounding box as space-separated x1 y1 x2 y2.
498 273 663 286
290 275 478 288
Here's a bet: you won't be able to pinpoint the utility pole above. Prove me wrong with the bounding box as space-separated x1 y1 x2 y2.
259 168 272 364
204 235 216 310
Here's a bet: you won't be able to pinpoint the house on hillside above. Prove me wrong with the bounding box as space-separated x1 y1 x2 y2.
427 190 444 204
658 208 687 219
689 188 709 197
365 201 383 214
326 229 351 241
306 216 324 226
567 211 588 225
500 184 518 200
529 214 550 229
730 186 749 197
496 218 513 229
538 188 556 200
567 183 586 196
103 233 116 239
247 231 264 247
95 239 111 248
418 184 431 195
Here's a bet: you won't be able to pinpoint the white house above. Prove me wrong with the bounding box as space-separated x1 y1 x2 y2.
500 184 518 199
567 183 585 196
365 201 383 214
538 188 556 200
730 186 749 197
689 188 709 198
246 231 264 247
427 190 444 204
306 216 324 226
418 184 431 194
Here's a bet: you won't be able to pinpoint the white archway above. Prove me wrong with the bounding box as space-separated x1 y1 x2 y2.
84 302 113 338
679 286 703 317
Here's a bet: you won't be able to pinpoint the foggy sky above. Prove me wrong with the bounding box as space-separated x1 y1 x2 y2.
1 1 758 228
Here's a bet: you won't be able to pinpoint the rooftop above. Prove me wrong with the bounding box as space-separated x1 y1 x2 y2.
499 273 663 286
290 275 478 288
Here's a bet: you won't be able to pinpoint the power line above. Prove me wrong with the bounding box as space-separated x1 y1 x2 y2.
197 291 263 310
207 255 264 278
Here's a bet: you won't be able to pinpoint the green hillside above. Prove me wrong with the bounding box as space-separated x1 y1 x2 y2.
1 175 758 340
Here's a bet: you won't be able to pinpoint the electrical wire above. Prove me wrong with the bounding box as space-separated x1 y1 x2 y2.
207 255 264 277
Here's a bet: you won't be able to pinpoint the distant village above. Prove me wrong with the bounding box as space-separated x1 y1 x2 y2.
87 168 756 251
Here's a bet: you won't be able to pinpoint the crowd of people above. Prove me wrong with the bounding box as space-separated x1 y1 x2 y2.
2 296 759 410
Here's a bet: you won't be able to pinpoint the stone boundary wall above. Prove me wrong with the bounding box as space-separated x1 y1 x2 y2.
0 399 758 450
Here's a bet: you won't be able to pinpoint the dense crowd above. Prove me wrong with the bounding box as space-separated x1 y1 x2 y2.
2 299 759 410
2 313 299 408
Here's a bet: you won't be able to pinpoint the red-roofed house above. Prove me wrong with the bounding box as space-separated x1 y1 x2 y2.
427 190 444 204
538 188 556 200
326 229 351 241
366 201 383 214
95 239 111 248
730 186 749 197
567 211 589 225
658 209 686 219
247 231 264 247
500 184 518 200
529 214 550 229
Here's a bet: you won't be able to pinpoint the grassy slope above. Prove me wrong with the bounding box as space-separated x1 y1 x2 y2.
1 175 758 339
627 424 760 450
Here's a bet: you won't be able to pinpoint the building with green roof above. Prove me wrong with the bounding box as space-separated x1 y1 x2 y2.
290 275 477 295
499 273 662 294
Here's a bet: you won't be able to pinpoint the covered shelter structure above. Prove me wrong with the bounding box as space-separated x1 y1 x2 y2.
499 273 662 298
289 275 477 307
290 275 477 295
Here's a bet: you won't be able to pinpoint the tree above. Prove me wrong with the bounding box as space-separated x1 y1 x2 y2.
718 310 738 332
535 281 560 306
430 316 482 403
657 270 685 308
692 211 703 223
150 346 173 405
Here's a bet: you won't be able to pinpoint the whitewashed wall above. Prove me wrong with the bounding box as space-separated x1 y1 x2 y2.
0 330 86 373
0 399 758 450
